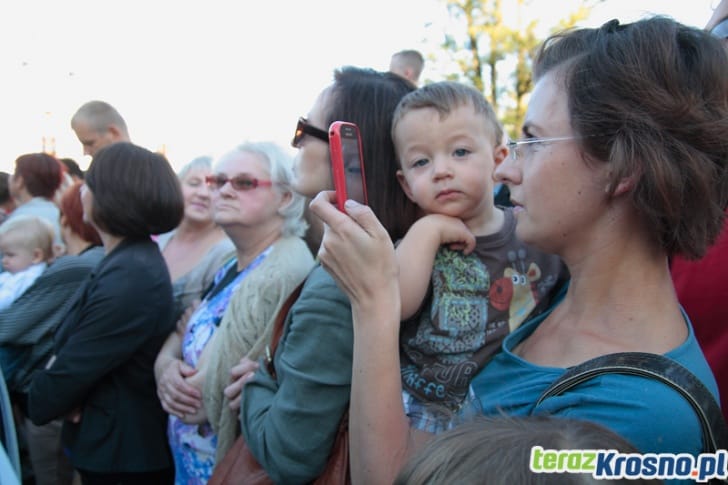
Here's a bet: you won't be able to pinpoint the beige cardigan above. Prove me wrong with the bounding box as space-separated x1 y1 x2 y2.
199 236 315 461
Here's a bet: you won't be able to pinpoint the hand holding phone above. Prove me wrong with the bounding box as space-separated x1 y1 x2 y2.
329 121 368 212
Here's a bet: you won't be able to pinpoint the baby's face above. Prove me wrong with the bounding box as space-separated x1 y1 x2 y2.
0 238 38 274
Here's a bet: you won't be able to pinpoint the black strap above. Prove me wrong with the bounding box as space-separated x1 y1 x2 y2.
536 352 728 453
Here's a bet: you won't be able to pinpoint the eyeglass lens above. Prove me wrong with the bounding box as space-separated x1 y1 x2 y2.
205 175 271 191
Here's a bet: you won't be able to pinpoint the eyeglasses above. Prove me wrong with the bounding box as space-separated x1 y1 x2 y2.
711 18 728 40
292 117 329 148
205 174 274 191
506 136 578 161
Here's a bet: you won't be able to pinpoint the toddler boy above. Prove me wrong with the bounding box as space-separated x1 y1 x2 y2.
391 82 568 432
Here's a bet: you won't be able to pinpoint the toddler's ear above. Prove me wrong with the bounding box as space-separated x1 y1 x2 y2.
493 143 509 166
395 170 417 203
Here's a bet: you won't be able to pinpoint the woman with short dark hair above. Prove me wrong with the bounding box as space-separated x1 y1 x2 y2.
27 142 184 484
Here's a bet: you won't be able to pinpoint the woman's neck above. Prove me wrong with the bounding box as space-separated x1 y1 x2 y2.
516 206 687 367
229 222 283 270
14 190 33 205
98 231 125 255
173 218 221 242
536 238 684 364
63 231 95 256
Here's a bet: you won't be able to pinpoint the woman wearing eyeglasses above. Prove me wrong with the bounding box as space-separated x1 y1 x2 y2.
27 143 184 484
309 17 728 484
155 142 313 484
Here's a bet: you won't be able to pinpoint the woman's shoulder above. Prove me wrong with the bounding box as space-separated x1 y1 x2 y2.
97 239 168 284
209 234 236 254
56 246 104 267
266 237 315 270
538 370 709 456
32 246 103 282
302 264 340 291
474 317 715 457
190 236 236 277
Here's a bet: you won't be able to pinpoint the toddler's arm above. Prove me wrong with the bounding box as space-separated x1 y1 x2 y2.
397 214 475 320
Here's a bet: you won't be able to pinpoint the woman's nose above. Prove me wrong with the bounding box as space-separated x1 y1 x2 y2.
493 154 521 185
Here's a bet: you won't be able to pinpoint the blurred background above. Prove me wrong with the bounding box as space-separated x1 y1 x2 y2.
0 0 715 173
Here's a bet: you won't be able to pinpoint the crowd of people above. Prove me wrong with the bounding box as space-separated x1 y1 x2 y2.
0 5 726 485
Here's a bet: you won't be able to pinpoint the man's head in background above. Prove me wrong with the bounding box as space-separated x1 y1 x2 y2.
389 49 425 85
70 100 130 157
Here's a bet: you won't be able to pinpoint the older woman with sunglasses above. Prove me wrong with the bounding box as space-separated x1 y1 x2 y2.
310 17 728 484
154 141 313 484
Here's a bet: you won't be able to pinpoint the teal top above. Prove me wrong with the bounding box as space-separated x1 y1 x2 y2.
472 303 719 459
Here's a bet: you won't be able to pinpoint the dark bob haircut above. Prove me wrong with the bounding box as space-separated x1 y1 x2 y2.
85 142 183 238
14 153 64 199
326 66 420 242
533 17 728 259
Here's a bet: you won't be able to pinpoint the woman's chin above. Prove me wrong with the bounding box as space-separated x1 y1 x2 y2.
184 211 213 225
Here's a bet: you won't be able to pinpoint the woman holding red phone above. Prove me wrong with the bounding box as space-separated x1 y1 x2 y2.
216 67 419 484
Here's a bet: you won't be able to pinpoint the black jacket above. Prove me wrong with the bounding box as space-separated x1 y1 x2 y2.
28 238 175 473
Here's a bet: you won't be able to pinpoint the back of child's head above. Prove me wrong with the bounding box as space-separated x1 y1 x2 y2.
391 81 504 155
0 215 55 262
395 415 656 485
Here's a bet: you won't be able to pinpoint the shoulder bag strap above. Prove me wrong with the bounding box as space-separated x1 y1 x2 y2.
535 352 728 453
261 279 351 484
264 282 304 378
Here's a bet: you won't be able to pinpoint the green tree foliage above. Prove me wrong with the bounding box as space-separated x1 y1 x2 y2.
439 0 603 138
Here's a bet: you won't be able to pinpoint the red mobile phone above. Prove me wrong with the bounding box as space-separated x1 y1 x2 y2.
329 121 368 212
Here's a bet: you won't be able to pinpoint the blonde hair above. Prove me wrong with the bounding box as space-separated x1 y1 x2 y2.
0 215 55 261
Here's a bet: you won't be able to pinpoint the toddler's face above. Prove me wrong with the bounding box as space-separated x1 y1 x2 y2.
393 105 505 225
0 238 37 274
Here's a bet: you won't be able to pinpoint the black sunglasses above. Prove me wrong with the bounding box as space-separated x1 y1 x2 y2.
292 117 329 148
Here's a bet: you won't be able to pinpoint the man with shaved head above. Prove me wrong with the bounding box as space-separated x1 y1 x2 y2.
70 100 130 157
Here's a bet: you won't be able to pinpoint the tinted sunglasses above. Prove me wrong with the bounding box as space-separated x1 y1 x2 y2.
292 117 329 148
205 174 273 191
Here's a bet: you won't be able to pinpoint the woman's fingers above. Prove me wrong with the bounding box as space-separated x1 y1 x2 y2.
224 370 257 412
157 359 202 418
310 191 398 304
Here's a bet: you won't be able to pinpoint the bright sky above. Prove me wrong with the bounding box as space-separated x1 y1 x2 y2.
0 0 716 174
